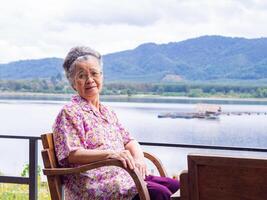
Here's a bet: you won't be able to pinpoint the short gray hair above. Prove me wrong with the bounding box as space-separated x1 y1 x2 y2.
63 46 102 87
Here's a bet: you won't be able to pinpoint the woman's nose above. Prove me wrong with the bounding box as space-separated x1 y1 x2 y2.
85 75 95 83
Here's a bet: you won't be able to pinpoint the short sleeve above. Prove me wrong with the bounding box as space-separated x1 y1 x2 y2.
111 110 135 145
53 107 85 166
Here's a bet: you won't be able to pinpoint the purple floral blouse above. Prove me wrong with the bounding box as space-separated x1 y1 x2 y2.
53 95 137 200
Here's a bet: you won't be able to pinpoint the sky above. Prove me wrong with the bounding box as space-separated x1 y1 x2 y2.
1 0 267 63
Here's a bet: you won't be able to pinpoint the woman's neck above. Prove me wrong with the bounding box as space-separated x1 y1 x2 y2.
87 96 100 111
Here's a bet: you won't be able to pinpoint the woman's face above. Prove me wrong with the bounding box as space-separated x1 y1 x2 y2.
73 57 103 102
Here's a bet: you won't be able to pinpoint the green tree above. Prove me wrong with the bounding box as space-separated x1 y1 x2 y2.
255 88 267 98
188 88 203 97
156 86 164 95
21 164 41 177
126 89 133 97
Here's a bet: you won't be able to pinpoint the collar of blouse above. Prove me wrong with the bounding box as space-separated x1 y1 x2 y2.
71 95 111 123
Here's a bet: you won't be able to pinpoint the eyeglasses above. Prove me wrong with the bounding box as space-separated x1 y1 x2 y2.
76 70 102 81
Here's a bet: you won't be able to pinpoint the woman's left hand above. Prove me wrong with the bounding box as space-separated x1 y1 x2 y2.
134 158 149 179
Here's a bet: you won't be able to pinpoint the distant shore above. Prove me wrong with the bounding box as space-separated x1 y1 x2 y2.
1 91 267 105
0 92 72 101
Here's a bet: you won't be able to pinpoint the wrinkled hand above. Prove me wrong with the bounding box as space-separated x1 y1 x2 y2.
134 158 149 179
108 150 135 170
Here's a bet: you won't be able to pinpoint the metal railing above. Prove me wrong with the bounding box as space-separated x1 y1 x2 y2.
0 135 40 200
1 134 267 200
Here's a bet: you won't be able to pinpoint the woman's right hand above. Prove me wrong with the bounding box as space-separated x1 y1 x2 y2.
108 150 136 170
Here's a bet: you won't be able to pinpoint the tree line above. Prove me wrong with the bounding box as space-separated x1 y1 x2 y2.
1 77 267 98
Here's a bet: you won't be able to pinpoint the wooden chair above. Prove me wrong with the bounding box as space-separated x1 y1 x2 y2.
41 133 168 200
179 154 267 200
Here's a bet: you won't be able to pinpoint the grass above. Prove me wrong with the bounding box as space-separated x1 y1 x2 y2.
0 181 50 200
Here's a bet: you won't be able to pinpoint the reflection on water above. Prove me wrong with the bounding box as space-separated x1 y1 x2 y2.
0 98 267 177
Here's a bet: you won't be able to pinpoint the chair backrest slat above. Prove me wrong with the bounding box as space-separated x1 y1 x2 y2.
41 133 63 200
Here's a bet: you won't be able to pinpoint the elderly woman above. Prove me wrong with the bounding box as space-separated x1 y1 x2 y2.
53 46 179 200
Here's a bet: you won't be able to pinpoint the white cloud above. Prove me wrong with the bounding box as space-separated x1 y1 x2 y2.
1 0 267 63
63 0 161 26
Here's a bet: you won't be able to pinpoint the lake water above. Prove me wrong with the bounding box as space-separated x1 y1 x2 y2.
1 98 267 178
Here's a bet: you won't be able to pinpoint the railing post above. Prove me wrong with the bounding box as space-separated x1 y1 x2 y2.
29 138 38 200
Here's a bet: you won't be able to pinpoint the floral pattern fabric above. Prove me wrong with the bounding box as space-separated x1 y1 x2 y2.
53 95 137 200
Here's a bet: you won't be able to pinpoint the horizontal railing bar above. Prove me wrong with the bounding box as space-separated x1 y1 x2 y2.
139 142 267 152
1 134 267 152
0 135 40 140
0 176 29 184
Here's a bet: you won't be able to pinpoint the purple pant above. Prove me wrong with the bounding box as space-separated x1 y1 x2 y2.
132 175 180 200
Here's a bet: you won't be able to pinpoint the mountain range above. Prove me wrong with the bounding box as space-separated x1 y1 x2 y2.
1 35 267 82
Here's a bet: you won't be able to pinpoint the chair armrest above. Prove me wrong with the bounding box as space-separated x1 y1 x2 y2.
143 151 168 177
43 159 127 175
43 158 150 200
179 170 188 200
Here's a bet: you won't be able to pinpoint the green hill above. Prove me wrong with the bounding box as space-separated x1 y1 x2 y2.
1 35 267 82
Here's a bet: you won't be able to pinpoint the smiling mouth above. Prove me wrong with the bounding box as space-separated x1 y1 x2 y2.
85 86 96 90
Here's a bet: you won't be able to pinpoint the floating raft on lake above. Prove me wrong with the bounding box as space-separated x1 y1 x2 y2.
158 111 267 119
158 104 267 119
158 112 218 119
